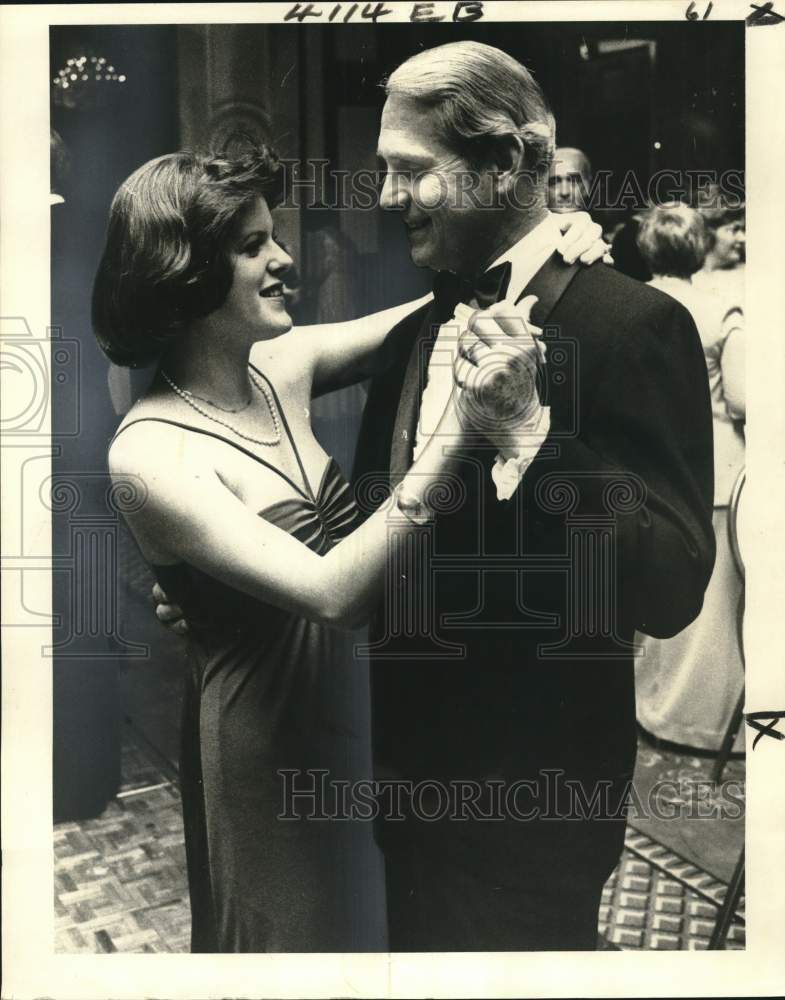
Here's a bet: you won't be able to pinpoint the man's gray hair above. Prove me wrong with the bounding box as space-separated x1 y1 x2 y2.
384 41 556 176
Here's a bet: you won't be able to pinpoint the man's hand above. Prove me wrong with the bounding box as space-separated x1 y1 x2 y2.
453 296 547 440
556 211 613 265
452 297 551 499
152 582 189 636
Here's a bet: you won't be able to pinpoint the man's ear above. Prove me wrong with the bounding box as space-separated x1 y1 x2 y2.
487 134 526 195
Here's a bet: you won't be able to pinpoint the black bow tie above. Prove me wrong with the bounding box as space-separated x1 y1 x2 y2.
432 260 512 320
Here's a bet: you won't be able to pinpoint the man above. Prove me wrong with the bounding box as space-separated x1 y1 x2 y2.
158 41 714 951
352 41 714 951
548 146 593 214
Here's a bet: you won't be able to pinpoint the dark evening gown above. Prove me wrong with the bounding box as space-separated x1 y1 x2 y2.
114 376 386 953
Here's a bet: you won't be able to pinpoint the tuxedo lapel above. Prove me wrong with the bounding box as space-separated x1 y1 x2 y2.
390 307 434 481
518 253 582 324
388 301 441 480
352 301 432 496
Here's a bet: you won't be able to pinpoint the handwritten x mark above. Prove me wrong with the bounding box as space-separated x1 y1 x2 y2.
745 711 785 749
747 2 785 25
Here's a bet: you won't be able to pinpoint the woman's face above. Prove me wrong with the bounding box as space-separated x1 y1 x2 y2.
711 220 745 268
215 196 294 338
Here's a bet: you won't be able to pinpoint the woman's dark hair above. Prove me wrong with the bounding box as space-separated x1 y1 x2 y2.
92 136 286 367
636 203 707 280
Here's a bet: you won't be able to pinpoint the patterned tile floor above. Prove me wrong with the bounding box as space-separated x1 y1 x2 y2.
54 740 190 954
54 727 745 953
601 833 744 950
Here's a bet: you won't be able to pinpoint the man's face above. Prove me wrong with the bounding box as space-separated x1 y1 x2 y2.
377 93 497 275
547 150 591 214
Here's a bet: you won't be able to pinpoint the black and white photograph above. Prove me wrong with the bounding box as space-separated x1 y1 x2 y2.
2 1 785 996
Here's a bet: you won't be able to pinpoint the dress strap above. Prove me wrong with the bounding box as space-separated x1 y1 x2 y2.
110 417 310 501
249 362 315 501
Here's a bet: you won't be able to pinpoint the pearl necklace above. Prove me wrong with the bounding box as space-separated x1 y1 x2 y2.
161 368 282 446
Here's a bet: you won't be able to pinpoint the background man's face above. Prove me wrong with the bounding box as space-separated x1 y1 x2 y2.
377 93 497 274
548 148 591 213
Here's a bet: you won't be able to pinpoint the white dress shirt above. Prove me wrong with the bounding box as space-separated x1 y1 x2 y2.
413 212 562 498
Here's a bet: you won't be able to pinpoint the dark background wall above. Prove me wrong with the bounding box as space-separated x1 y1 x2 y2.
51 20 744 818
51 26 179 818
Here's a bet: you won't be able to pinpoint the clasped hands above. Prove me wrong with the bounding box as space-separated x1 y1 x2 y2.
445 294 550 457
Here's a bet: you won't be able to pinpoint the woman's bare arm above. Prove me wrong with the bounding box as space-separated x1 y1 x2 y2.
293 293 432 398
111 398 464 632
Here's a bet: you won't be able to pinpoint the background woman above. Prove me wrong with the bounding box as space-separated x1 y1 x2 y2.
634 203 745 752
693 195 746 313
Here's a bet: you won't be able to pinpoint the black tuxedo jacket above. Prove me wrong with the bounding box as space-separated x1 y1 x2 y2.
353 257 715 873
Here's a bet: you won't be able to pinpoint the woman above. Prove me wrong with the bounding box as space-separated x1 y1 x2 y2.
94 140 608 953
634 203 745 752
692 196 746 313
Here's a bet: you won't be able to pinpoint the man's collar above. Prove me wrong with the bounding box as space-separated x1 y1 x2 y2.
487 212 563 302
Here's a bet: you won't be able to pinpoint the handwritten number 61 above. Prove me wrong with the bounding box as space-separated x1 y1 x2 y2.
685 1 713 18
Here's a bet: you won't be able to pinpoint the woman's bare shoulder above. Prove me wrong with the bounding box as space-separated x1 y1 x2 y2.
249 335 312 399
108 389 202 474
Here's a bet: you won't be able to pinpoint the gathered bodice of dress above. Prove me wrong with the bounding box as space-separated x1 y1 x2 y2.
151 454 359 635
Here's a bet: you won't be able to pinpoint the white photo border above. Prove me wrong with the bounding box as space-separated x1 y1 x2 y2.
2 2 784 997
